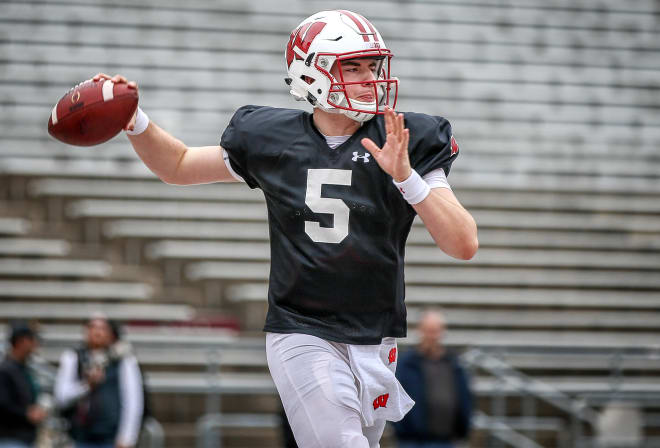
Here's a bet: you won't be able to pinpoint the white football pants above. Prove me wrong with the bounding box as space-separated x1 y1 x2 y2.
266 332 388 448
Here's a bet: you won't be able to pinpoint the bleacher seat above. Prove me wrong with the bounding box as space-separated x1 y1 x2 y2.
227 282 660 311
187 259 660 289
0 218 30 235
0 301 193 322
0 237 70 256
0 279 153 300
0 258 111 278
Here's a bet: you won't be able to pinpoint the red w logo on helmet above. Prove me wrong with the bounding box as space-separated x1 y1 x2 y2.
286 22 327 68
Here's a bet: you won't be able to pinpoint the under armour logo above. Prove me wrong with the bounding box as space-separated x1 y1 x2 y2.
352 152 370 163
373 393 390 410
388 348 397 364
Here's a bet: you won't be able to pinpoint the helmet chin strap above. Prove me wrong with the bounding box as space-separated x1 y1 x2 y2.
343 109 376 123
317 98 377 123
340 99 378 123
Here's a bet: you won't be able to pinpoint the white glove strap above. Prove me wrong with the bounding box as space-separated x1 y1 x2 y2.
393 169 431 205
125 107 149 136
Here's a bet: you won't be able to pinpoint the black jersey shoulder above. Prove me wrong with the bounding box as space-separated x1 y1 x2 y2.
400 111 458 178
220 105 308 188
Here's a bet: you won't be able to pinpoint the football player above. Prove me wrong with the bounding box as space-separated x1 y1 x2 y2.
95 9 478 448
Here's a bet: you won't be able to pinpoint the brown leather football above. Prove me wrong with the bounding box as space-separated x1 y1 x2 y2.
47 79 138 146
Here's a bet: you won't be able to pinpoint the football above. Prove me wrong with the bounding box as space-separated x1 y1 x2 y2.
48 79 138 146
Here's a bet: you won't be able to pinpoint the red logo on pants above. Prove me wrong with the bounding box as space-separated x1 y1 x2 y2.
373 393 389 410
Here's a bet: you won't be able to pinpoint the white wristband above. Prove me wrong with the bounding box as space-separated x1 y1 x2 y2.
393 169 431 205
125 107 149 136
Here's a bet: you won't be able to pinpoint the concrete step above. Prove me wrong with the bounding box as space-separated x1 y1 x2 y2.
57 198 660 232
0 301 193 322
6 157 660 196
146 239 660 270
28 177 660 213
406 308 660 331
0 217 30 236
0 257 111 278
100 219 660 251
0 279 153 300
7 81 660 131
29 178 263 202
186 260 660 290
0 237 70 257
228 282 660 311
7 55 660 112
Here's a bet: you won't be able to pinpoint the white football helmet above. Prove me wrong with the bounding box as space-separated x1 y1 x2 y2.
285 10 399 122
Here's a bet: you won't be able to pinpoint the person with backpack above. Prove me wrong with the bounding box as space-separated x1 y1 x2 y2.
55 314 143 448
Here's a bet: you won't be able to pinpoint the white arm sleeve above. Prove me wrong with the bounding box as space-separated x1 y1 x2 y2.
422 167 452 190
116 356 144 446
222 148 245 182
116 356 144 447
54 350 90 408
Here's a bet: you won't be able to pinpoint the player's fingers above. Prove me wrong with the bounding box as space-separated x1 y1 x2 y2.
111 74 128 84
92 73 110 82
395 113 404 141
388 108 397 134
384 106 394 134
127 81 138 90
386 131 400 153
402 128 410 153
361 138 381 156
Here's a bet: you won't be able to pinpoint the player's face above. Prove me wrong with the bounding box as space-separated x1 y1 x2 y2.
331 58 381 102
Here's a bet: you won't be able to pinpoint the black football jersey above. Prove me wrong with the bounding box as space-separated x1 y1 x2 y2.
221 105 458 344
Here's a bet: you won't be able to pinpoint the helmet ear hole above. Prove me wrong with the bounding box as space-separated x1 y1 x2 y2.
302 75 316 85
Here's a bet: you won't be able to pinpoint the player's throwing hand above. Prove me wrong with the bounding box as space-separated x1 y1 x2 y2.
361 107 412 182
92 73 139 132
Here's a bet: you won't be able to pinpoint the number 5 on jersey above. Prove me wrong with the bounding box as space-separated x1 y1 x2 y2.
305 169 352 244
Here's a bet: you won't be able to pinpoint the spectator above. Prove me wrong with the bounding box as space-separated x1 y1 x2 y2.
393 310 472 448
0 322 47 448
55 314 143 448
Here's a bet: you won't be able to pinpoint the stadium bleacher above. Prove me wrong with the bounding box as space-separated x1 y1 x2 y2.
2 0 660 446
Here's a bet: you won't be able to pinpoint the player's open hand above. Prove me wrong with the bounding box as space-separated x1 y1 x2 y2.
92 73 139 132
361 107 412 182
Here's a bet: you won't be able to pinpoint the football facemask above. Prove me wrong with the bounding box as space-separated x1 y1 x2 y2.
285 10 399 122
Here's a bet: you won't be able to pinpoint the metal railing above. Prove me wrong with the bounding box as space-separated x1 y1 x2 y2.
196 413 224 448
462 348 603 447
140 417 165 448
473 411 546 448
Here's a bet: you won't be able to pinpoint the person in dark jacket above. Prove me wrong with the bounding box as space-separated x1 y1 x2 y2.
0 323 47 448
393 310 472 448
55 314 143 448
